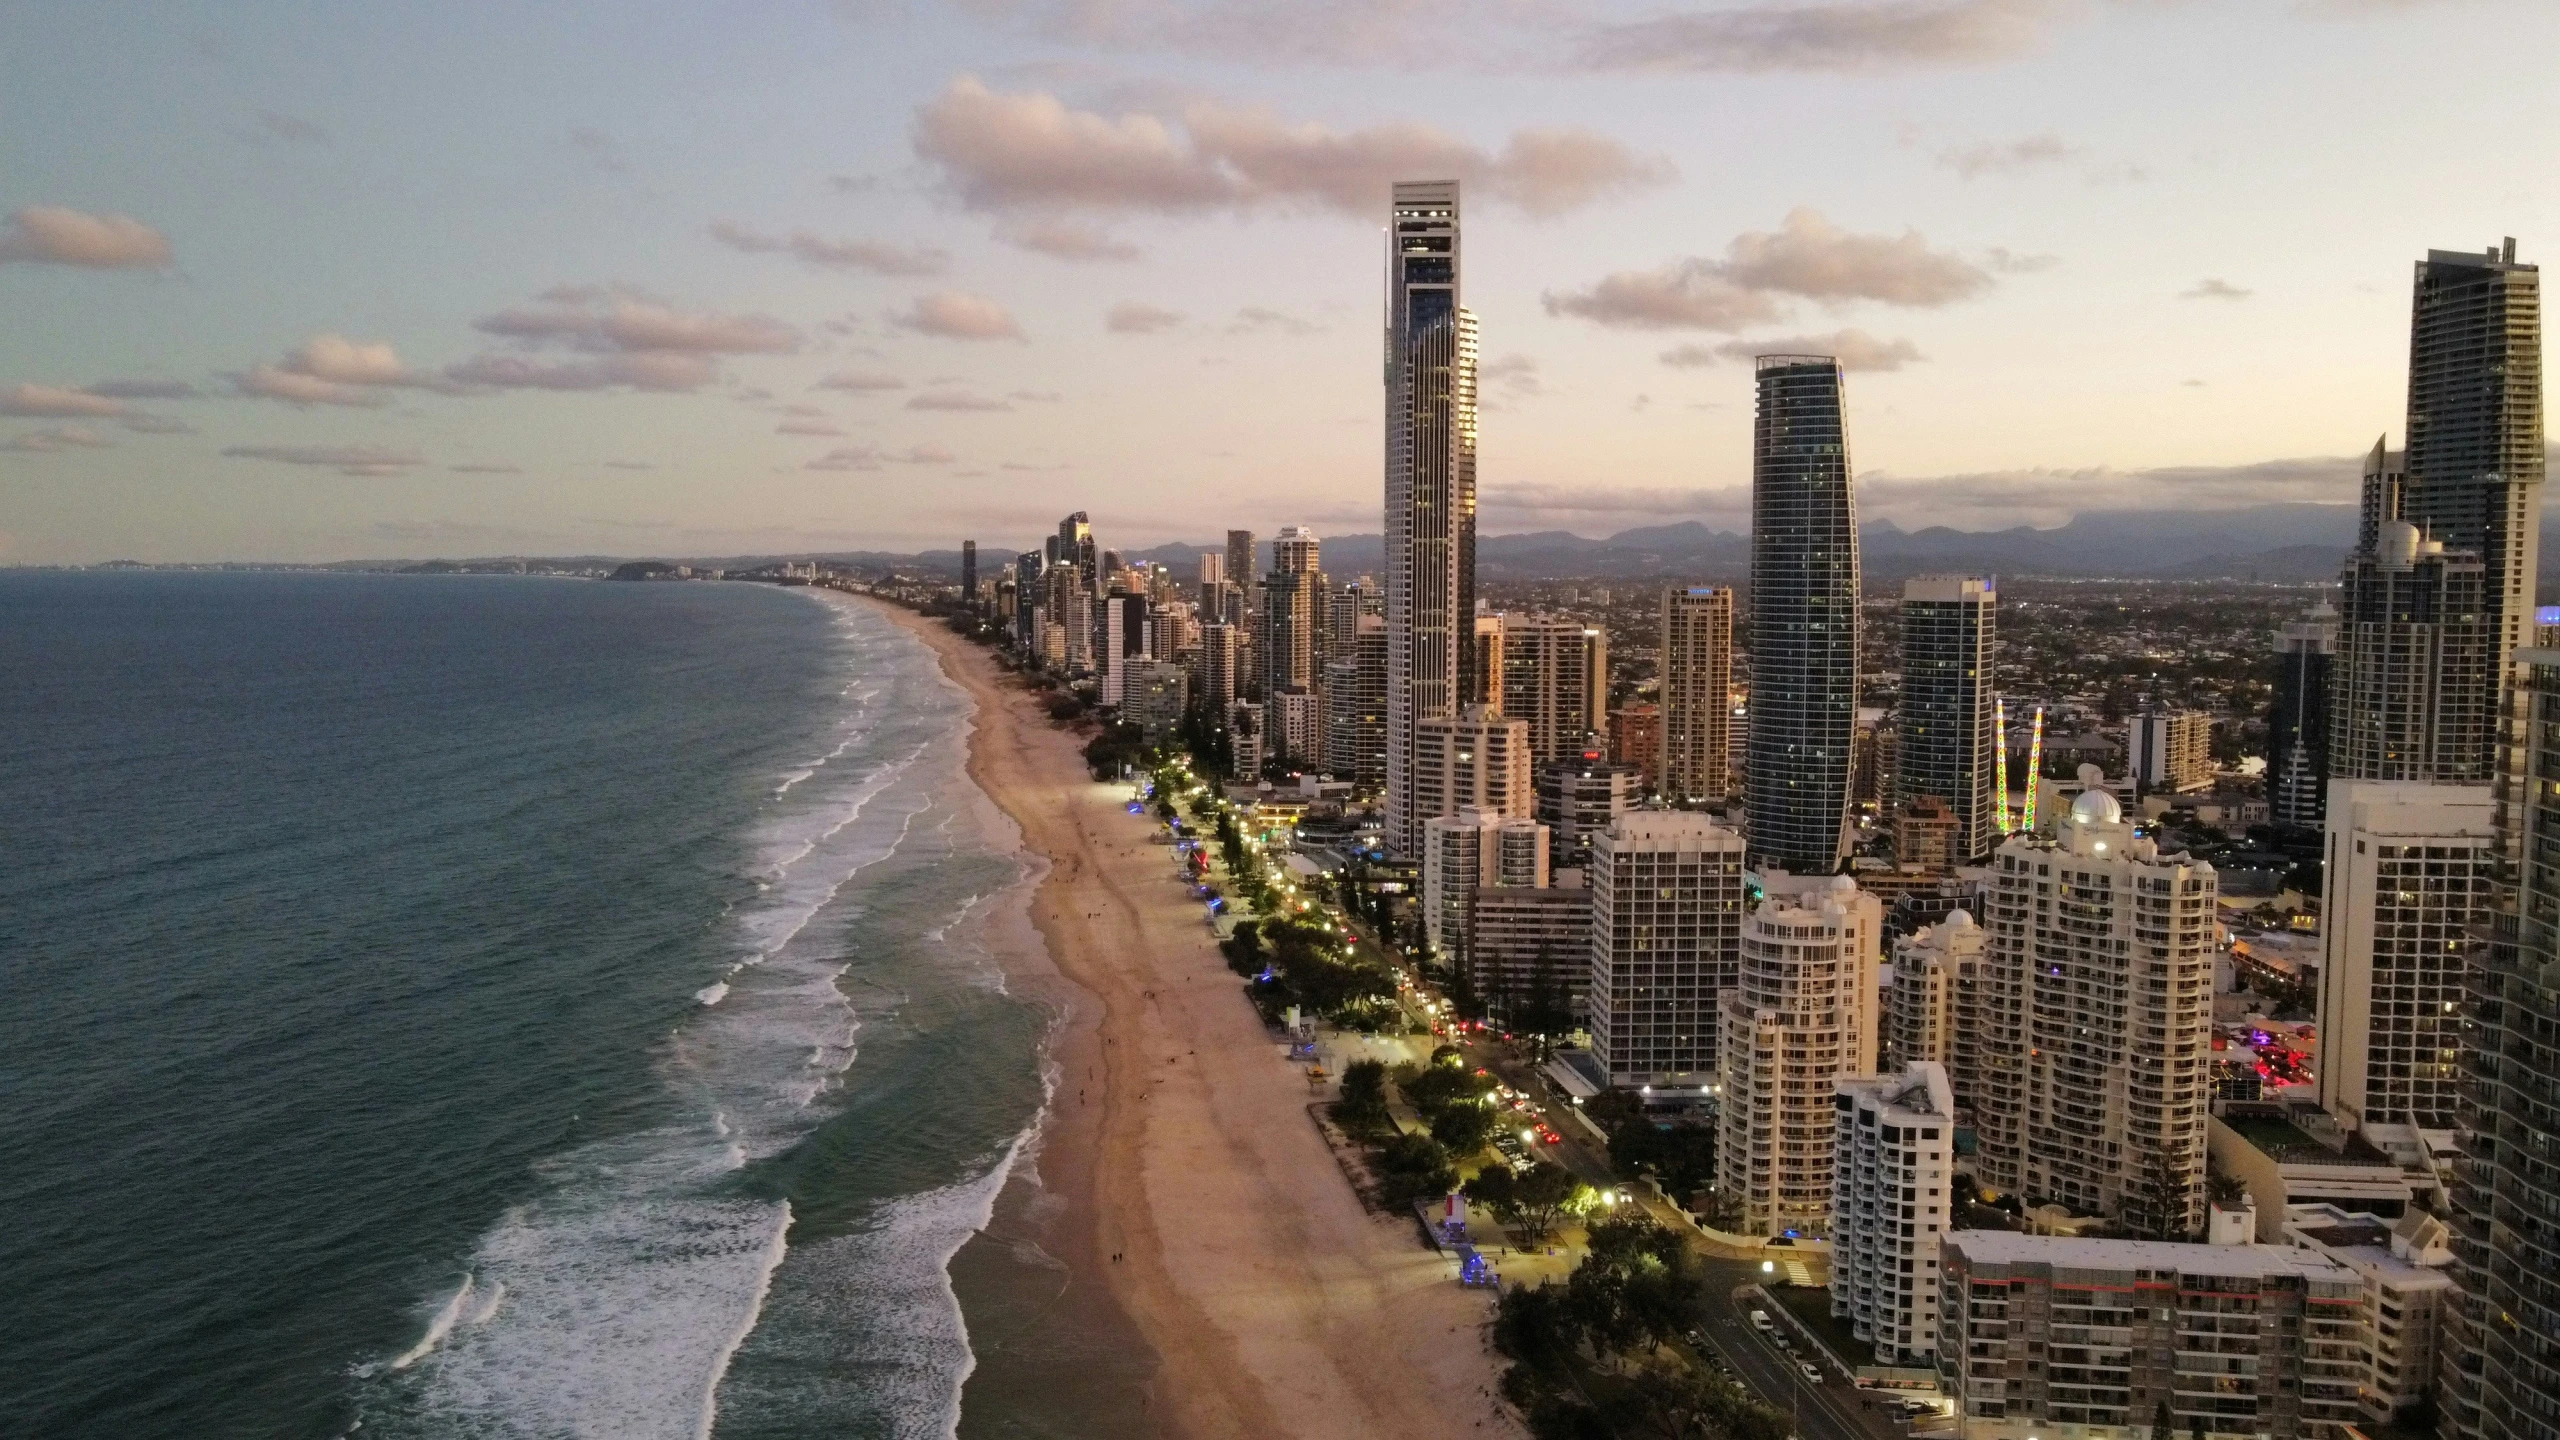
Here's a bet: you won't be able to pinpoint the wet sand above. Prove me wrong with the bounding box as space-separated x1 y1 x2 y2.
875 600 1519 1440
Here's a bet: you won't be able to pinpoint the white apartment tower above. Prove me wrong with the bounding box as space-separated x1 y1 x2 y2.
1884 908 1984 1080
2131 709 2214 793
1587 811 1747 1090
1716 877 1880 1236
2316 779 2491 1134
1411 705 1531 825
1830 1063 1955 1366
1977 788 2218 1238
1421 807 1548 962
1383 180 1478 853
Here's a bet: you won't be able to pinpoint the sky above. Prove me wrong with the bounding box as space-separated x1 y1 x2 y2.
2 0 2555 565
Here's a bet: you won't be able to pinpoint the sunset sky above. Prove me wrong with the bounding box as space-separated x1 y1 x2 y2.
4 0 2555 564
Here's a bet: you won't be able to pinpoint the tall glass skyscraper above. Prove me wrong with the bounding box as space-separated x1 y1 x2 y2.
1744 356 1860 875
1383 179 1479 853
1896 575 1996 861
2402 241 2543 780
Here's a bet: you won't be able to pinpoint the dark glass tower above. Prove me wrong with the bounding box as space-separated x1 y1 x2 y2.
1745 356 1859 874
2266 600 2334 834
1896 576 1996 860
1383 179 1478 852
2402 241 2543 780
961 539 977 604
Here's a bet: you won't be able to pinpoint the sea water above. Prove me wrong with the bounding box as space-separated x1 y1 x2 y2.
0 572 1072 1437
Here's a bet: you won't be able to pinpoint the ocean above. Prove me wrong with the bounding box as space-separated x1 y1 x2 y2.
0 571 1124 1437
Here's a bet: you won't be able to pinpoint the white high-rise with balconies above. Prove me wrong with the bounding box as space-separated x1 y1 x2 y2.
1586 811 1746 1090
1829 1063 1955 1365
1716 876 1880 1237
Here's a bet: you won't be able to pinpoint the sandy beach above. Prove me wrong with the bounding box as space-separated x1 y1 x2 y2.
872 599 1520 1440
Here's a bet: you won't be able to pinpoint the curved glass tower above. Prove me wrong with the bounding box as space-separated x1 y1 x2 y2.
1744 355 1859 875
1383 180 1479 852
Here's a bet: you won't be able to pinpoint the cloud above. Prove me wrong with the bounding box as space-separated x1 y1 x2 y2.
0 384 129 418
1010 389 1063 403
907 389 1015 411
1658 329 1925 372
778 417 847 435
603 460 655 470
236 334 457 406
569 126 628 173
1106 300 1184 333
816 369 908 392
1482 353 1543 397
1937 131 2073 178
221 443 426 476
121 414 195 434
912 75 1671 220
449 462 524 474
2 425 112 452
1571 0 2051 73
893 291 1025 340
898 443 956 464
1230 306 1316 334
708 220 948 276
2183 278 2252 300
1004 220 1142 262
1546 208 1990 331
450 290 799 392
803 442 956 471
0 206 173 268
828 174 878 194
1985 247 2059 274
85 378 199 400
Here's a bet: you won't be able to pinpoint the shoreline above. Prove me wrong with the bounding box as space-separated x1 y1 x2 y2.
866 598 1520 1440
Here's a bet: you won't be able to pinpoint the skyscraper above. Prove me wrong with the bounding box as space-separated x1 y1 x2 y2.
1716 877 1879 1237
2333 517 2492 784
1383 179 1478 853
1323 614 1389 789
1197 551 1224 591
1587 811 1747 1090
1977 789 2217 1239
961 540 977 605
1410 706 1530 824
1261 525 1322 701
1223 531 1255 606
1658 587 1734 804
2442 641 2560 1440
2268 600 2337 833
2401 241 2543 774
1498 615 1607 764
1744 357 1860 874
1895 576 1996 860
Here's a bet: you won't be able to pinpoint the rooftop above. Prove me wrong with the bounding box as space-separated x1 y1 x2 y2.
1945 1232 2357 1282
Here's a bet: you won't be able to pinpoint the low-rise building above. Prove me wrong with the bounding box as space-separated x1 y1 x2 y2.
1939 1233 2365 1439
2280 1204 2456 1428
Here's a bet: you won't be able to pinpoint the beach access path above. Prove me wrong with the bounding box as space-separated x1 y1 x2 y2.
875 600 1522 1440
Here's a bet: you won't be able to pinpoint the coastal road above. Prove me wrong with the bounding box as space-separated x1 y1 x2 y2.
1691 1262 1909 1440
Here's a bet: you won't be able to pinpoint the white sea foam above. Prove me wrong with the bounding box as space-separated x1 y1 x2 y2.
695 1202 793 1440
465 1282 506 1327
388 1275 474 1371
694 982 729 1007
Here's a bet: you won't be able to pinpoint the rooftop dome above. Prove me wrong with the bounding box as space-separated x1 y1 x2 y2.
2070 788 2122 826
1942 907 1975 929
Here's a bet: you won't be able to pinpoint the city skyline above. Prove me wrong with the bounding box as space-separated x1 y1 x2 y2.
7 3 2560 564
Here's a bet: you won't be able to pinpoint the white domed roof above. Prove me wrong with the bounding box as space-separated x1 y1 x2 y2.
1943 907 1975 929
2070 788 2122 826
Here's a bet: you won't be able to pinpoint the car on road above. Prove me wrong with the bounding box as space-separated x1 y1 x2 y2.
1796 1362 1823 1385
1748 1309 1772 1331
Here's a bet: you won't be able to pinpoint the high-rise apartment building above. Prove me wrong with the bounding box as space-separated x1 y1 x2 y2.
2316 780 2490 1135
1411 705 1530 824
2333 516 2492 784
1940 1234 2365 1439
1261 525 1322 701
1382 180 1478 853
1892 793 1960 873
1587 811 1748 1090
1421 807 1547 960
1495 615 1607 764
1830 1064 1955 1365
1013 550 1043 649
961 539 977 605
1100 592 1149 705
1897 576 1997 860
1323 614 1389 788
1472 613 1505 714
1608 701 1661 791
1197 551 1224 591
1327 578 1379 658
2401 241 2542 772
1224 531 1255 609
2443 642 2560 1440
1659 586 1735 804
1716 878 1880 1236
1272 687 1323 770
1977 789 2217 1238
2269 601 2338 833
1745 358 1860 873
1196 622 1242 713
1535 753 1639 868
1470 886 1593 1025
2130 709 2214 793
1884 908 1983 1079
